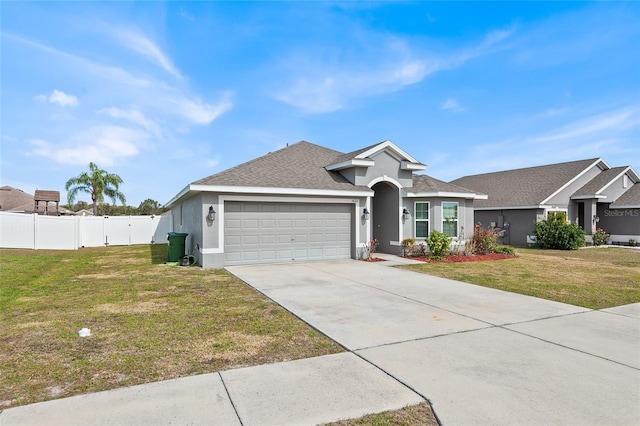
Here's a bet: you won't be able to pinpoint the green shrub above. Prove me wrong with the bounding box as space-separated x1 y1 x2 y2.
495 245 516 255
426 230 451 260
533 217 585 250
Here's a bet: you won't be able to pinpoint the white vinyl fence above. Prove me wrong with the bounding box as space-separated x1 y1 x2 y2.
0 212 172 250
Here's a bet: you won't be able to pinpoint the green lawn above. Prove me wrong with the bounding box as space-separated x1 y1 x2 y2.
0 245 342 408
400 247 640 309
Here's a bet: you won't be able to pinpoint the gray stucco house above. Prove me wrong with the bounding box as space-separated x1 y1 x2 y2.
167 140 486 268
451 158 640 246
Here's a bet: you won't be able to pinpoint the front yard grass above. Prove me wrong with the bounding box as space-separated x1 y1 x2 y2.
0 245 342 408
400 247 640 309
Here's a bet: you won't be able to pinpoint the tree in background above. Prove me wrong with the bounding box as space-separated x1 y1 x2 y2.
137 198 165 215
65 162 126 215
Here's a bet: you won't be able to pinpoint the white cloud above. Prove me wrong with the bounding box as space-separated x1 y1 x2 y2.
35 89 79 107
28 125 146 166
180 9 195 22
99 107 161 139
49 89 78 107
274 26 513 114
111 28 182 79
207 157 220 168
441 98 465 112
529 106 639 144
170 93 233 125
536 108 567 118
5 32 151 87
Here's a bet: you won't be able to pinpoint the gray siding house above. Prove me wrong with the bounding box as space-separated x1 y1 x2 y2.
451 158 640 246
167 140 485 268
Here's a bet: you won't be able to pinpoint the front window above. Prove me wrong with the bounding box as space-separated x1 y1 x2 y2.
415 202 429 239
442 202 458 238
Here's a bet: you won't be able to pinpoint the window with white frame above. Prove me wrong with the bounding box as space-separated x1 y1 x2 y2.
415 202 429 239
442 202 458 238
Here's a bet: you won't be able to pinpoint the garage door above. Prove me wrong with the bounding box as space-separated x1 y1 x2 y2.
224 202 352 265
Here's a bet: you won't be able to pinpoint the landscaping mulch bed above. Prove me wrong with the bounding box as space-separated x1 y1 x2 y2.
408 253 517 263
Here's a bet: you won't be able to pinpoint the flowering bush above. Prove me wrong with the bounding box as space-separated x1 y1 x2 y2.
469 223 500 254
592 228 610 246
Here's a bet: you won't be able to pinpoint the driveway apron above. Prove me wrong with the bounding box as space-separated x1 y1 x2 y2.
228 260 640 425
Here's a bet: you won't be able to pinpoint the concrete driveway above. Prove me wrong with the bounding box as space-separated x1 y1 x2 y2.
228 259 640 425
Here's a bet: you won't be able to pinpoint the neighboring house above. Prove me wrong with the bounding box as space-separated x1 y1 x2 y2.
451 158 640 245
75 209 94 216
167 140 486 268
0 186 74 215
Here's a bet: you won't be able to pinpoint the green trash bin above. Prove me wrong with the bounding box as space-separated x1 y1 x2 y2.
167 232 188 262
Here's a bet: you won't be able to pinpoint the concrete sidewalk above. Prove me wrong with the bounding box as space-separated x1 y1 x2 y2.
0 352 424 426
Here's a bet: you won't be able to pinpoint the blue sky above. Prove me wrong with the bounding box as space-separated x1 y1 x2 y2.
1 1 639 207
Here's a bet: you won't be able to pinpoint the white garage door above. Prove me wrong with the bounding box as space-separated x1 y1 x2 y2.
224 202 352 265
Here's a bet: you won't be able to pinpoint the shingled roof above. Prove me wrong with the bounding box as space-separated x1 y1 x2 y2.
571 167 628 198
610 183 640 208
451 158 602 208
193 141 369 192
409 174 481 197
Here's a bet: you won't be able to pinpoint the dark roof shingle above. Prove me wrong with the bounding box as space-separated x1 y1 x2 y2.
451 158 600 208
572 167 627 197
409 175 477 194
193 141 369 192
610 183 640 208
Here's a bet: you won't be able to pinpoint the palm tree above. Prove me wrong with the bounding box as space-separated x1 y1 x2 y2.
65 162 126 215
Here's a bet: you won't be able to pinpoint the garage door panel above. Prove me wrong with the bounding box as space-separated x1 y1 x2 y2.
226 218 242 229
224 202 352 265
243 235 259 245
244 219 259 229
261 234 276 244
261 219 276 228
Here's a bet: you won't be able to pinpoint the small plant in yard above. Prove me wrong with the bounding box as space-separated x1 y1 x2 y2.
592 228 610 246
401 238 415 256
426 230 451 260
363 238 379 260
413 242 428 257
495 245 516 255
630 239 637 247
469 223 500 254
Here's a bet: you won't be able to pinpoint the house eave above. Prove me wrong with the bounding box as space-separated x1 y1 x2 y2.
473 205 546 211
167 184 374 207
608 204 640 209
401 161 427 171
571 194 608 200
406 191 487 200
325 159 375 171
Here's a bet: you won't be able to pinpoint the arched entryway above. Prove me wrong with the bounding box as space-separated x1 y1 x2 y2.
371 181 400 254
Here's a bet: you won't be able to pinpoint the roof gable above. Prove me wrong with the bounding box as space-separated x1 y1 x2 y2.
451 158 604 208
571 167 631 199
325 140 426 171
610 183 640 208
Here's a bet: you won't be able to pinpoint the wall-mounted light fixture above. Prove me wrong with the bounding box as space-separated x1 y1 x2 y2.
402 208 410 219
363 208 370 220
593 215 600 223
208 206 216 221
